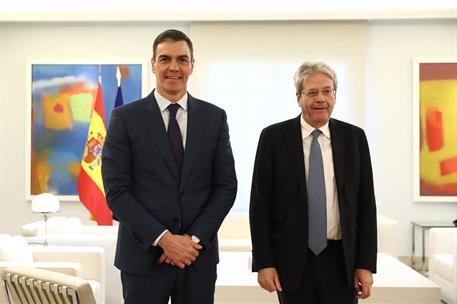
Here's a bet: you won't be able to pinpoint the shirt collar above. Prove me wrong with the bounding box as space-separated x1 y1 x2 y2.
300 115 331 140
154 90 188 113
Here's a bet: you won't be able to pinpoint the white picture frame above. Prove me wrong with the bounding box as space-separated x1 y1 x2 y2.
412 57 457 203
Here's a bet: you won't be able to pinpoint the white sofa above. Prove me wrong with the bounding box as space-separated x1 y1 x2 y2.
218 214 399 257
377 214 399 258
218 214 252 252
0 234 105 303
429 227 457 304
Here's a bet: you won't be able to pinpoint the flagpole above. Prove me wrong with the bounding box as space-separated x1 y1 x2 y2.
114 66 124 109
116 65 121 87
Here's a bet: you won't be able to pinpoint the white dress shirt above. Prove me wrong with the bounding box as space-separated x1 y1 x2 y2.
152 90 189 246
300 116 342 240
154 90 188 149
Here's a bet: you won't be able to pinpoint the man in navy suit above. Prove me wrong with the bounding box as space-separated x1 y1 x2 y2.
102 29 237 304
249 61 377 303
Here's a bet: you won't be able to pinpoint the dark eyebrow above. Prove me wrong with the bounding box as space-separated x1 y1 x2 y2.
157 54 190 61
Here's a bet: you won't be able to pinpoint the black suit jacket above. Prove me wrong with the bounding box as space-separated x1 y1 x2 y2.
102 91 237 275
249 116 377 290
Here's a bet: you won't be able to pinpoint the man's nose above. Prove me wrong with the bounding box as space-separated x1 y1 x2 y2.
168 60 179 71
315 91 326 101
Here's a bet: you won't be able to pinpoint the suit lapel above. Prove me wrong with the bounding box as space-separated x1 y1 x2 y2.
285 115 306 200
180 95 205 190
329 118 345 196
140 92 179 181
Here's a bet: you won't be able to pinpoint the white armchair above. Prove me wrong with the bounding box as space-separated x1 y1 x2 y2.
2 266 97 304
429 227 457 304
0 234 105 303
22 218 121 304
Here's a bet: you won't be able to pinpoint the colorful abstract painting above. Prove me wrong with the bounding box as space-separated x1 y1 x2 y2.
29 63 144 199
414 59 457 202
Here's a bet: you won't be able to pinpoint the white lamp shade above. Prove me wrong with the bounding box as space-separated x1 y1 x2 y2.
31 193 60 213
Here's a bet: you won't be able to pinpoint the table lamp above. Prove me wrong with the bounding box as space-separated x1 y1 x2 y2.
31 193 60 246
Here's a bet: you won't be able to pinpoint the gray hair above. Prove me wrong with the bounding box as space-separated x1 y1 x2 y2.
293 61 338 94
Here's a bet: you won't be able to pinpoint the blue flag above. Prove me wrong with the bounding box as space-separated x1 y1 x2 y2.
111 84 123 223
114 86 124 108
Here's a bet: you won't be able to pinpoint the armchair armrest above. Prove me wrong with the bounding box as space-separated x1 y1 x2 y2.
0 261 80 276
29 246 104 283
430 228 457 256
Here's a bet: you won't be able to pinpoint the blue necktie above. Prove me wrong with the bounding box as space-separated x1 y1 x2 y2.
167 103 184 174
308 129 327 255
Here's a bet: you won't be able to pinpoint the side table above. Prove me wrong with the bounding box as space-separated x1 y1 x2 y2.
411 221 455 272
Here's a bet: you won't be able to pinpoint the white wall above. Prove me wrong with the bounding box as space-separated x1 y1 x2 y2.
1 19 456 256
0 23 7 233
190 21 367 213
365 19 457 255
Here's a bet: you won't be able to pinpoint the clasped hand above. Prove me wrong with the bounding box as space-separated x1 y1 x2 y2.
158 231 202 269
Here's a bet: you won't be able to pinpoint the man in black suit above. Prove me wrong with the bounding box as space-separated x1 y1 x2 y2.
249 61 377 303
102 29 237 304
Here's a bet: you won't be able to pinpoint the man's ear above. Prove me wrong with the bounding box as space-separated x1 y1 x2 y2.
296 93 301 105
151 58 156 74
190 59 195 74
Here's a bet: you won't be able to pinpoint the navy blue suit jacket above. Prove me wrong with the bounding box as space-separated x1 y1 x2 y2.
102 91 237 275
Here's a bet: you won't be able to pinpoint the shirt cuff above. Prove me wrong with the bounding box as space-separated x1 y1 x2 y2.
191 235 200 244
152 229 168 247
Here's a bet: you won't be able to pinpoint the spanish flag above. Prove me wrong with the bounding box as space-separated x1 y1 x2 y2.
77 80 112 225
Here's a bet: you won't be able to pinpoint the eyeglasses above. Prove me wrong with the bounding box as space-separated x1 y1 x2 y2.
301 87 335 98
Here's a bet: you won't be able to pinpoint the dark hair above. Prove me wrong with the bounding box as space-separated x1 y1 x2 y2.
152 29 194 61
